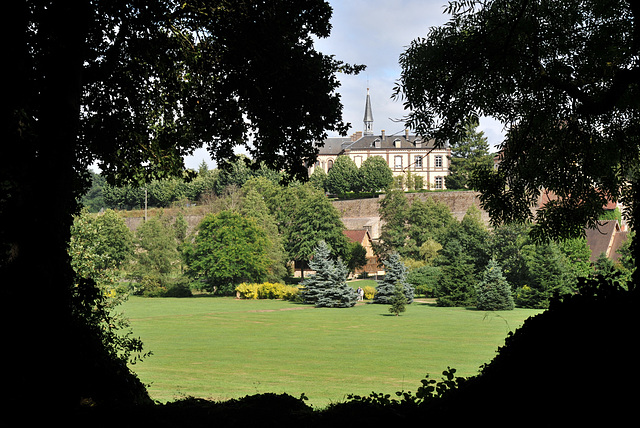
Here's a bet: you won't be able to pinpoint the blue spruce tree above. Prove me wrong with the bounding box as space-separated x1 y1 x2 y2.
475 259 515 311
301 241 357 308
374 253 415 304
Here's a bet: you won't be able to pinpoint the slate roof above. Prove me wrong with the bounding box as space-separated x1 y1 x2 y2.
316 134 439 155
316 137 353 155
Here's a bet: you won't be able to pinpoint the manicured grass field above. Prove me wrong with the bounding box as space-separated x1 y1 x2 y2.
121 296 541 408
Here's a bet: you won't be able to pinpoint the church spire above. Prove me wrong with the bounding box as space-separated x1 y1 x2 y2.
363 88 374 136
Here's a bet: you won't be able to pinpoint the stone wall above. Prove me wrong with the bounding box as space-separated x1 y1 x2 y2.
121 191 490 239
332 191 490 239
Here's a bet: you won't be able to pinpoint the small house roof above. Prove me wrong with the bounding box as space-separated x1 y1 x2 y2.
343 229 370 245
585 220 627 262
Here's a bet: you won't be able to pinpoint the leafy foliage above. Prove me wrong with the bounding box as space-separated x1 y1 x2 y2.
395 0 640 266
358 155 394 193
283 186 350 272
185 211 270 294
406 265 441 297
376 189 410 256
326 155 360 194
134 213 181 281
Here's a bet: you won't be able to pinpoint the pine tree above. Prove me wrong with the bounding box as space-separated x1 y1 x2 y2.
374 253 415 304
475 259 515 311
389 281 407 316
301 241 357 308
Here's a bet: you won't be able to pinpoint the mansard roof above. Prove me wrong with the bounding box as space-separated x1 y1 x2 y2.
316 137 353 155
316 133 442 155
348 134 437 150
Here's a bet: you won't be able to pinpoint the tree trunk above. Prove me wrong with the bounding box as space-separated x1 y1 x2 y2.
4 1 98 411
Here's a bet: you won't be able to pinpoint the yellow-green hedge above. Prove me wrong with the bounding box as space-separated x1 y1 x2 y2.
363 286 376 300
236 282 300 301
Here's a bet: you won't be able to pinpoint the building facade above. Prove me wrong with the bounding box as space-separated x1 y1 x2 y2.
308 89 451 190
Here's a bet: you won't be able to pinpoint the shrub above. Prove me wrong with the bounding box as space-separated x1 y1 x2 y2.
135 274 166 297
236 282 300 301
164 281 194 298
362 286 376 300
257 282 281 299
236 282 259 299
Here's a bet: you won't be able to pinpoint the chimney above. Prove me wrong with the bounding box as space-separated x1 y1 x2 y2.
381 130 386 141
351 131 362 141
405 129 410 139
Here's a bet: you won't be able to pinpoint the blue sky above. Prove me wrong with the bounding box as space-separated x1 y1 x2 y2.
184 0 505 170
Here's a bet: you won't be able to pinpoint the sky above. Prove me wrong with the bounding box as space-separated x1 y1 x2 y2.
183 0 506 170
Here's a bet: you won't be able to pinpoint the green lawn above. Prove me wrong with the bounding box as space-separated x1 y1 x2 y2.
121 296 541 408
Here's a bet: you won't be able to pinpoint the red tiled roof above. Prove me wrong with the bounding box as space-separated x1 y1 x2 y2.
343 229 368 244
539 190 617 211
585 220 627 262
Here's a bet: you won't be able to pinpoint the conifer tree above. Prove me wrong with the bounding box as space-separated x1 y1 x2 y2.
301 241 357 308
389 281 408 316
374 253 415 304
475 259 515 311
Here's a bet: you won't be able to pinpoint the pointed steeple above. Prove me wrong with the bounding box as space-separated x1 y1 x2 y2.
363 88 374 136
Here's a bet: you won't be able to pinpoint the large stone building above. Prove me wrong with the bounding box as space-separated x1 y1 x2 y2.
308 89 451 190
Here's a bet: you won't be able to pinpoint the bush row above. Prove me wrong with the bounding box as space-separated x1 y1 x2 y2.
235 282 300 301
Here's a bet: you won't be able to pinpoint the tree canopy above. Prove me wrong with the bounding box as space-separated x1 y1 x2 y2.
2 0 362 408
185 211 270 293
395 0 640 279
446 118 493 190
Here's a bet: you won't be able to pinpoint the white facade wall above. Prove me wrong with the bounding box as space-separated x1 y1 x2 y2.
311 147 450 190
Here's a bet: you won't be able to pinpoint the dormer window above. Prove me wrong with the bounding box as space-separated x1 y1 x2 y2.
394 139 402 148
415 139 422 148
373 138 381 148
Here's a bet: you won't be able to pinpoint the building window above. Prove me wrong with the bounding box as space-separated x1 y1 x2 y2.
394 155 403 169
354 156 363 168
415 155 423 168
435 155 443 168
435 176 443 189
328 159 334 170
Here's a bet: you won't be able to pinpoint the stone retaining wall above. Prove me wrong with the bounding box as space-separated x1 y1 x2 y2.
122 191 490 238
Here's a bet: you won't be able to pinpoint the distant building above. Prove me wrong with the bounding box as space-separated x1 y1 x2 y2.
343 229 379 276
585 220 628 263
309 89 451 190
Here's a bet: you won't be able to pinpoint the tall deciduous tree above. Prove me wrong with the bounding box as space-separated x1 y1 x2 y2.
3 0 361 407
405 197 456 258
395 0 640 291
377 189 410 257
186 211 270 294
358 156 394 193
284 186 350 277
326 155 360 194
134 214 181 281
